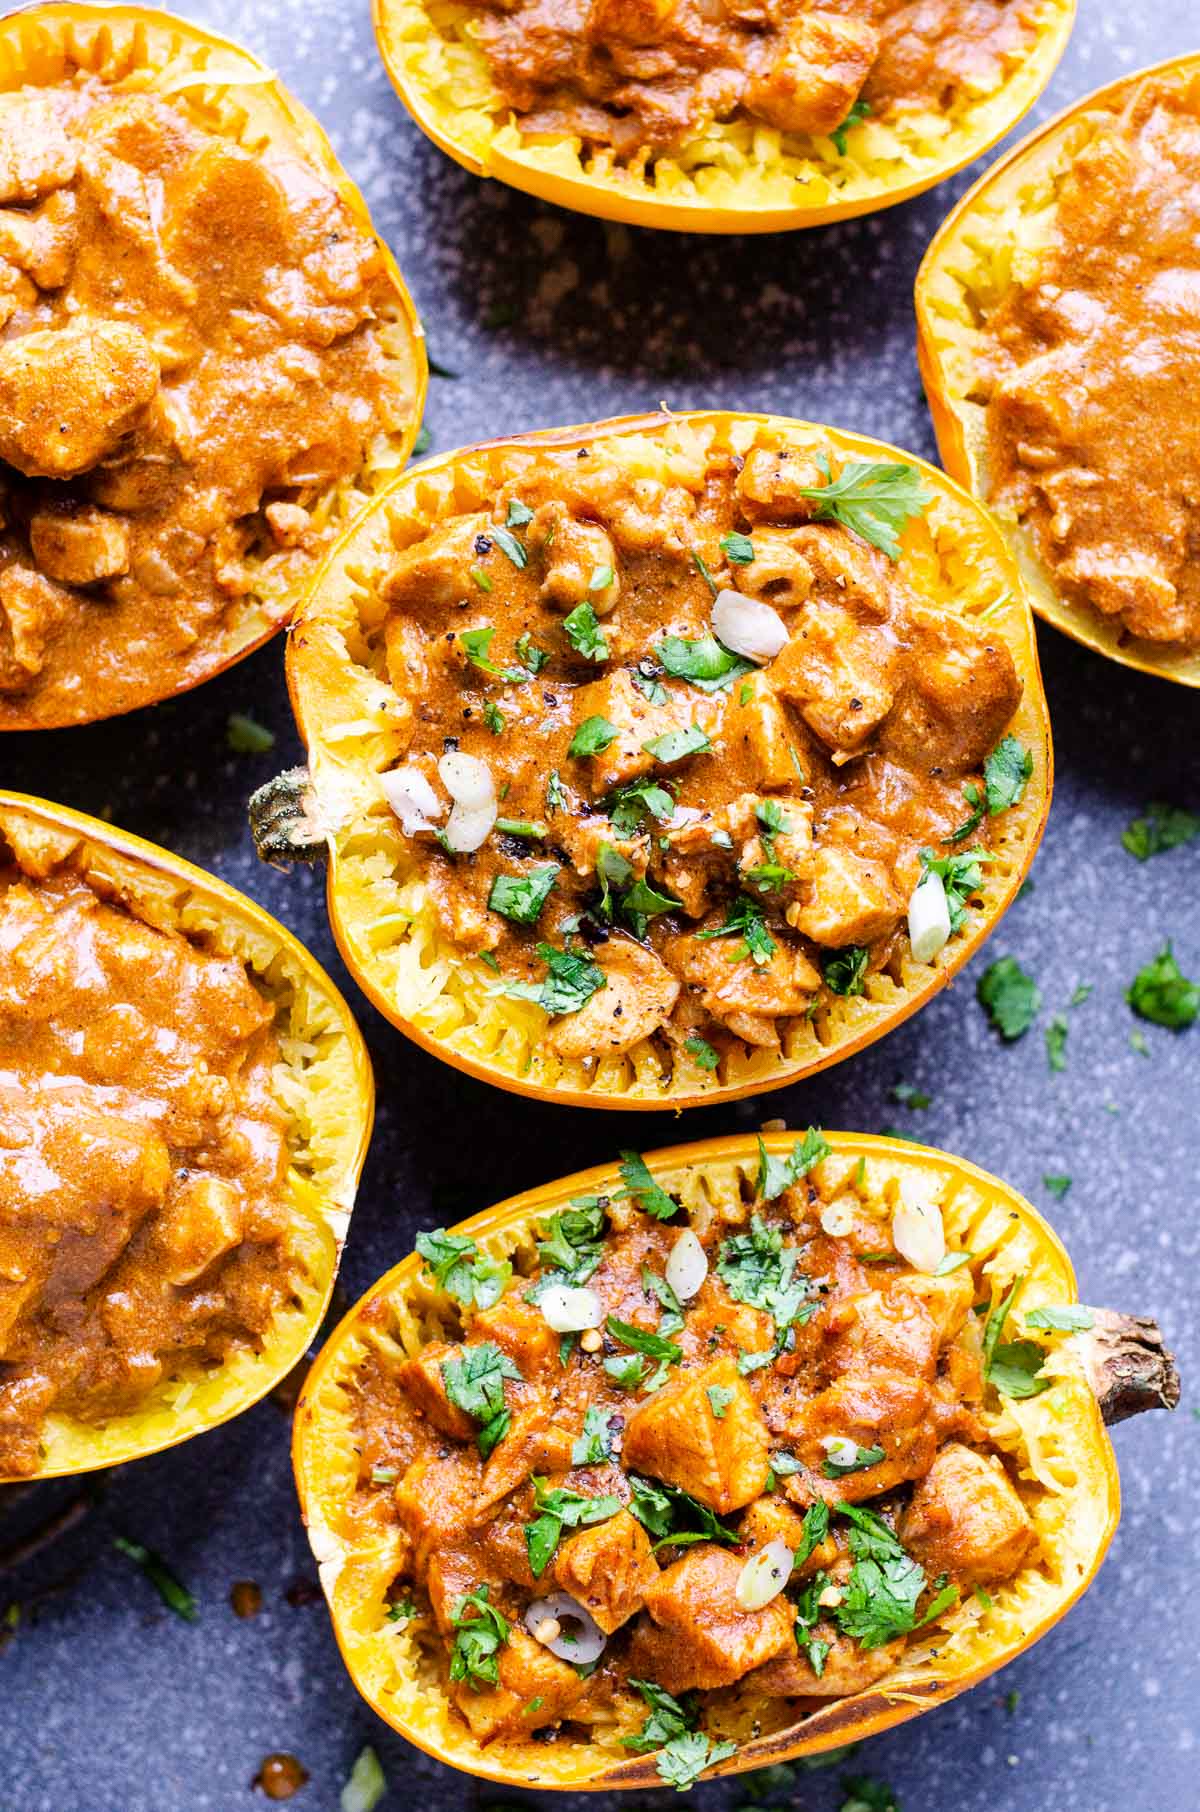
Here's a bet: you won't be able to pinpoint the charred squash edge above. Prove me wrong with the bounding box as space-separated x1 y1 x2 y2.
292 1130 1178 1790
0 1 427 731
371 0 1075 234
266 408 1053 1111
0 789 374 1481
915 52 1200 688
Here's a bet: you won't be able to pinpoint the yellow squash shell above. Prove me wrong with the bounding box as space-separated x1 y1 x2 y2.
275 409 1052 1110
373 0 1075 233
293 1131 1172 1789
0 790 373 1481
915 53 1200 688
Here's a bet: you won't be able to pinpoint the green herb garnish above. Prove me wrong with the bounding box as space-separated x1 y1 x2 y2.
797 455 928 561
977 955 1041 1040
1127 943 1198 1029
415 1228 511 1308
563 602 609 662
441 1343 522 1457
487 864 559 925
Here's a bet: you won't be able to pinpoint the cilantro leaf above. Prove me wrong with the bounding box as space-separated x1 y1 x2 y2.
1122 802 1200 861
823 1442 886 1478
977 956 1041 1040
113 1536 197 1622
1044 1013 1067 1072
830 96 871 156
835 1551 927 1648
691 549 719 597
535 1199 607 1284
890 1082 930 1110
918 846 990 932
796 456 929 561
546 769 567 814
1026 1305 1094 1332
487 864 559 925
657 635 753 694
623 1678 697 1752
642 1264 685 1336
571 1405 616 1465
717 1212 818 1340
604 1352 649 1389
696 894 776 966
706 1383 734 1418
515 632 549 675
606 1315 682 1363
459 624 525 682
441 1343 523 1457
839 1773 899 1812
608 779 675 838
684 1034 720 1071
643 724 712 764
226 712 274 755
626 1476 675 1540
491 525 527 569
629 1480 739 1551
525 1479 621 1577
982 1276 1051 1401
943 779 983 845
983 736 1033 815
502 942 606 1016
449 1584 509 1687
754 1127 831 1202
632 665 669 705
618 1151 679 1220
794 1501 830 1566
569 715 619 758
656 1731 738 1791
823 945 869 997
483 699 505 735
1042 1174 1072 1201
721 531 755 564
1127 943 1198 1029
505 498 533 528
415 1228 511 1309
563 602 609 662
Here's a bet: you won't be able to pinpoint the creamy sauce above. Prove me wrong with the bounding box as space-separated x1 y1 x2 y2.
0 77 402 724
0 866 292 1476
981 76 1200 647
474 0 1040 156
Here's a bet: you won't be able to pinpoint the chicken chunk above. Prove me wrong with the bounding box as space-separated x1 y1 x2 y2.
0 93 77 203
900 1443 1036 1586
669 931 821 1046
880 605 1022 774
546 935 679 1057
450 1626 587 1743
746 12 879 138
396 1341 478 1442
0 318 159 480
587 0 679 40
724 681 804 790
770 609 896 755
626 1546 794 1693
749 1628 905 1698
393 1452 484 1573
478 1404 574 1514
381 515 488 613
623 1357 769 1512
552 1509 658 1633
29 505 131 586
738 1495 815 1555
823 1287 940 1383
888 1268 974 1348
156 1175 244 1286
568 668 696 791
788 845 902 948
468 1293 560 1376
735 446 826 522
529 500 620 615
0 563 70 690
778 1373 937 1504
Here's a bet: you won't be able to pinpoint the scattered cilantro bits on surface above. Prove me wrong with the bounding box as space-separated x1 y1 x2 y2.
226 712 274 755
830 95 871 155
982 1277 1050 1401
839 1774 900 1812
1127 943 1198 1029
441 1343 521 1456
890 1082 931 1110
618 1151 678 1219
1122 801 1199 860
416 1228 511 1308
113 1536 197 1622
1042 1174 1072 1200
501 942 606 1015
977 956 1041 1040
340 1746 387 1812
487 864 559 925
1044 1014 1068 1072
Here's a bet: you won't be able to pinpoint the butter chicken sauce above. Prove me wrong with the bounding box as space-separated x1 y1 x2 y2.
981 73 1200 648
0 75 405 725
379 436 1025 1064
353 1149 1040 1750
473 0 1043 158
0 863 294 1476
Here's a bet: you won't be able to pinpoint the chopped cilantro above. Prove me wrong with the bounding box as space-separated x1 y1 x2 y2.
983 736 1033 815
415 1228 511 1308
657 1731 737 1791
340 1746 387 1812
605 1352 649 1389
830 96 871 155
1122 802 1200 860
642 1264 685 1336
839 1773 899 1812
1042 1174 1072 1200
706 1384 735 1419
534 1199 606 1284
721 531 755 563
441 1343 522 1457
469 564 493 592
890 1082 930 1110
501 942 606 1015
717 1212 816 1335
546 769 566 813
684 1034 720 1071
483 699 505 735
918 846 990 932
622 1677 696 1752
755 1127 831 1202
618 1151 679 1220
226 712 274 755
1044 1014 1068 1072
563 602 609 661
824 945 869 997
608 778 675 837
606 1315 682 1364
571 1405 617 1465
796 455 928 561
1127 943 1198 1029
643 723 712 764
515 632 550 675
487 864 559 925
411 425 431 456
113 1536 197 1622
696 894 776 965
632 666 670 705
691 549 719 597
1026 1305 1094 1333
448 1584 509 1688
982 1276 1050 1401
822 1442 885 1478
943 780 983 845
977 956 1041 1040
569 715 619 758
492 525 527 568
934 1250 973 1274
505 498 533 529
794 1502 831 1566
657 635 753 694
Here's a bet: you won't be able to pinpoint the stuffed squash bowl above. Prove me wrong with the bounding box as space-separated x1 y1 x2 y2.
373 0 1075 233
292 1131 1178 1789
256 410 1051 1110
0 2 426 729
0 791 372 1481
916 54 1200 687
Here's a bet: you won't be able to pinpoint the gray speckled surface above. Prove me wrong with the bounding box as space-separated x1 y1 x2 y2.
2 3 1199 1808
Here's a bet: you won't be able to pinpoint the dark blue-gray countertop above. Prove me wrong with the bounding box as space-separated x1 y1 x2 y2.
2 2 1198 1808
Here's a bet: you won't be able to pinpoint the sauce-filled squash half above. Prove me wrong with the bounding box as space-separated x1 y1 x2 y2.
0 792 372 1481
917 55 1200 687
0 3 425 730
264 412 1050 1110
373 0 1074 233
293 1132 1178 1789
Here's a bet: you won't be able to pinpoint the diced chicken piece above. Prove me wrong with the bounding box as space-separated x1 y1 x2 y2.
823 1288 940 1383
451 1626 587 1743
880 605 1022 774
730 530 814 611
166 141 291 310
569 667 694 791
264 501 312 548
779 1373 937 1504
0 186 78 289
468 1293 559 1376
623 1357 769 1513
1059 543 1187 643
626 1546 794 1692
746 12 879 138
737 796 814 892
900 1443 1036 1586
425 862 502 955
552 1508 658 1633
0 93 77 203
587 0 679 40
0 318 159 480
749 1628 905 1698
738 1495 814 1555
888 1269 974 1348
478 1402 574 1513
529 500 620 615
555 814 649 883
735 446 827 522
669 932 821 1046
29 505 131 586
0 563 71 690
788 845 902 948
770 610 895 755
425 1544 488 1635
393 1451 484 1573
789 524 893 623
156 1175 244 1286
724 681 804 789
381 515 489 612
480 1502 540 1591
397 1341 478 1442
547 935 679 1057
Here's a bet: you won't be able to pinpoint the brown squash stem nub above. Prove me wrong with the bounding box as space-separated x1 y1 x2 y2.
1083 1311 1181 1426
